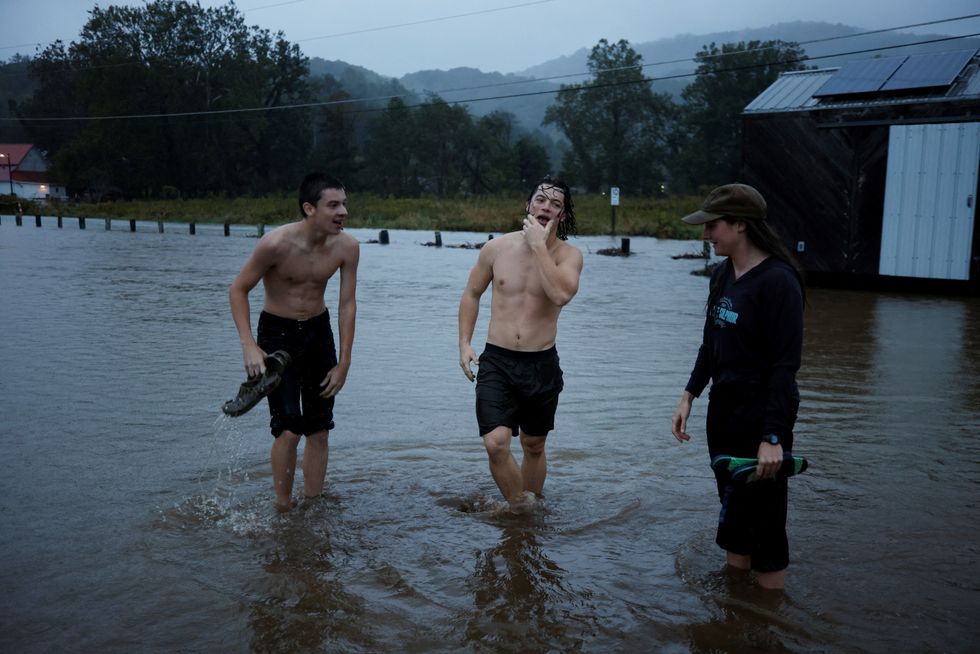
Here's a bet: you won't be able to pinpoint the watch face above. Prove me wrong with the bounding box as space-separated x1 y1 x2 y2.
768 434 780 445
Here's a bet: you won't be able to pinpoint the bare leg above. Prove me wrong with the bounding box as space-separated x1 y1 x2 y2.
302 430 329 498
726 552 785 589
271 431 301 511
483 426 524 503
726 552 751 570
756 570 785 590
519 433 548 495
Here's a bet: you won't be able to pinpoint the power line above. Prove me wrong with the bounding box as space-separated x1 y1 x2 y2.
295 0 557 42
426 13 980 95
5 29 980 123
0 0 556 53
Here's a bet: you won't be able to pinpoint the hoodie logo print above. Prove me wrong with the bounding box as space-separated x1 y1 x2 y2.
711 296 739 328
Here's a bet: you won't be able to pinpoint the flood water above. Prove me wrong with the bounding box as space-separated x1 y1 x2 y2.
1 217 977 653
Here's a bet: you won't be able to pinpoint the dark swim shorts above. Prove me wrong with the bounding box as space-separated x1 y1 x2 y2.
256 309 337 438
475 343 563 438
705 382 795 573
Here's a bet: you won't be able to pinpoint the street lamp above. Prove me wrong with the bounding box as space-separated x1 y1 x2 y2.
0 152 13 196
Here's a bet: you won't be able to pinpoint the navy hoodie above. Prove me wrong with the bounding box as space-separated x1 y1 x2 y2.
685 256 804 441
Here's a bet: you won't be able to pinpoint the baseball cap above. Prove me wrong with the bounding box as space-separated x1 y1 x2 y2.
681 183 767 225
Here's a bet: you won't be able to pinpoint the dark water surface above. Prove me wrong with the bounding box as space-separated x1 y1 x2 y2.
1 219 977 652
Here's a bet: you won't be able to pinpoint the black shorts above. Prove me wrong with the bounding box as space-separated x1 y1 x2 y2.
475 343 563 437
705 382 795 573
256 310 337 438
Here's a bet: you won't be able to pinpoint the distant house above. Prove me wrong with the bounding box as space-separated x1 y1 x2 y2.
741 48 980 294
0 143 67 200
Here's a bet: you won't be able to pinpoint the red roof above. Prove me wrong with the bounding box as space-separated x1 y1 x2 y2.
0 144 45 183
0 144 34 165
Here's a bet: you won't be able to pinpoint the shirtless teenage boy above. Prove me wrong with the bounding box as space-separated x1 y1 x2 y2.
458 177 583 507
230 172 359 512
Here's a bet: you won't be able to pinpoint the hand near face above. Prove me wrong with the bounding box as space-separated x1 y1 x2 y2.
522 215 553 250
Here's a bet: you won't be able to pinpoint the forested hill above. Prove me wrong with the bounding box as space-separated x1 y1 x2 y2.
313 20 980 134
522 20 980 81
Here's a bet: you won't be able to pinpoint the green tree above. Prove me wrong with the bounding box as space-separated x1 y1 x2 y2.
17 0 310 198
514 134 551 188
463 111 519 193
412 96 473 195
544 38 674 193
673 40 808 191
364 97 419 196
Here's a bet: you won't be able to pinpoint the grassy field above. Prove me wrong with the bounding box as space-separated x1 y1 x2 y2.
3 193 704 239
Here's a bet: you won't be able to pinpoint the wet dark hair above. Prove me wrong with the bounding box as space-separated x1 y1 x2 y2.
706 215 806 314
298 172 345 218
525 176 576 240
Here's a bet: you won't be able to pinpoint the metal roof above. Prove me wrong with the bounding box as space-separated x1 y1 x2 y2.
744 51 980 114
744 69 837 113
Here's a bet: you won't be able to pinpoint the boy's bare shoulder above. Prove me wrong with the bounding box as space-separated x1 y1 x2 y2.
556 239 583 262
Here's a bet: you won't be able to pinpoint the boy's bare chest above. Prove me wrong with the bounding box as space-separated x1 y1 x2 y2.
275 250 341 284
492 248 545 296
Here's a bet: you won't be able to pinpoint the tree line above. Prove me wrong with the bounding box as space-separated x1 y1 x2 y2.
4 0 808 200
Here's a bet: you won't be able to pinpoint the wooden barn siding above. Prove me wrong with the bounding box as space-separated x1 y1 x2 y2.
741 113 889 275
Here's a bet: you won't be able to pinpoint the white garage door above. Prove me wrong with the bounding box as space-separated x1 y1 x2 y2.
879 122 979 280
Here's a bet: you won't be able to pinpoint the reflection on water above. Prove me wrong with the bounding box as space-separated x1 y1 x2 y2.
465 514 597 651
1 222 978 652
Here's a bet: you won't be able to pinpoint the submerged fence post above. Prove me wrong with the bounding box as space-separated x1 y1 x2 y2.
157 221 164 233
57 215 63 228
258 223 265 237
105 218 111 230
223 223 230 237
621 238 630 255
35 214 42 227
79 217 86 229
129 219 136 232
434 231 442 247
378 229 389 244
189 223 196 235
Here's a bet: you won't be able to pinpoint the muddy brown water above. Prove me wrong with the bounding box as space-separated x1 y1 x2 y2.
1 220 977 652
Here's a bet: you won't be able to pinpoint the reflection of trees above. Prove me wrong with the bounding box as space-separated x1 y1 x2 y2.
464 518 596 651
246 518 376 653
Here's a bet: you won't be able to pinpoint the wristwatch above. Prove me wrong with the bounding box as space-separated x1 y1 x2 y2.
763 433 781 445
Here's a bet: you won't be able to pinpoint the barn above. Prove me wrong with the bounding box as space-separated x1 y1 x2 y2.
741 48 980 294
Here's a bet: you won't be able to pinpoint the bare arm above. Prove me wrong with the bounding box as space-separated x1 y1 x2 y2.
671 390 695 442
321 237 360 398
524 217 583 306
458 244 494 381
229 236 278 376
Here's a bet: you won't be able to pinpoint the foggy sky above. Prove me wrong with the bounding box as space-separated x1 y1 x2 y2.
1 0 978 78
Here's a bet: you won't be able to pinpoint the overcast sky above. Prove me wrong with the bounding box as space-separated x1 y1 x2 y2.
1 0 978 77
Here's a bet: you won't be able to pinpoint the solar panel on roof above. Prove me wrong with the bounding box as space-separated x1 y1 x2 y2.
813 56 906 97
880 49 976 91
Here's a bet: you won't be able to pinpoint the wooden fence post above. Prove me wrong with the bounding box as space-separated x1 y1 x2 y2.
79 217 86 229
